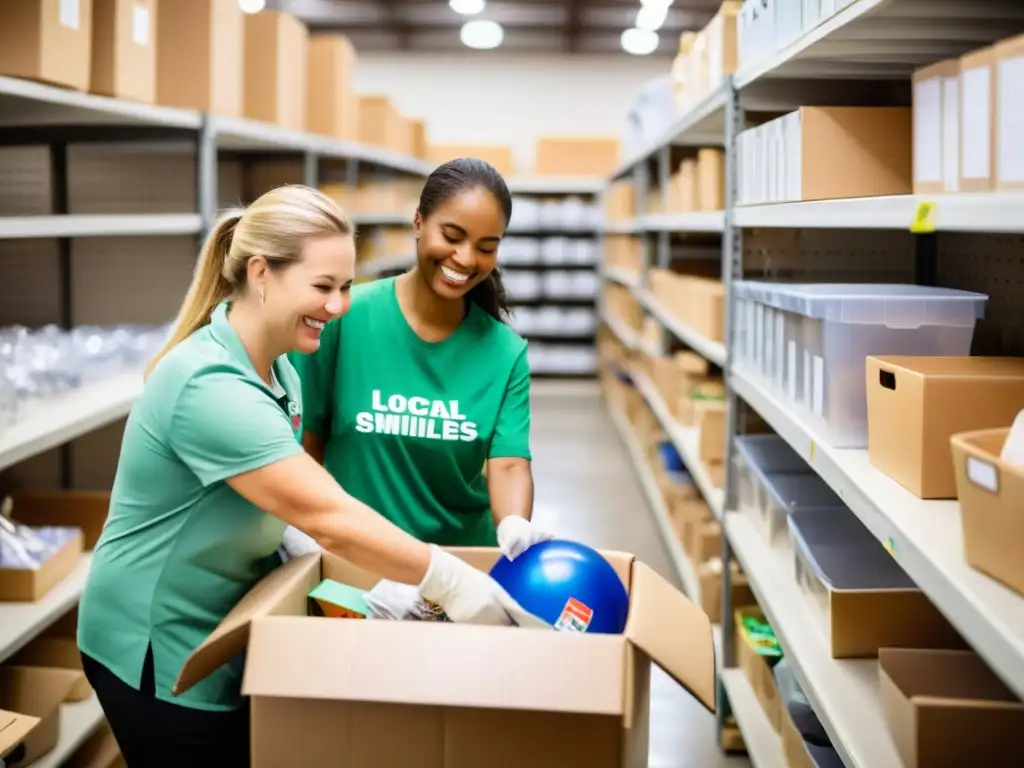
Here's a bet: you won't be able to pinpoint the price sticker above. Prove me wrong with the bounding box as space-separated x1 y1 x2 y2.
910 201 936 234
808 441 816 462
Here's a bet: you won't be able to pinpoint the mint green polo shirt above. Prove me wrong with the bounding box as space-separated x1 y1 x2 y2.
77 301 304 711
289 277 532 548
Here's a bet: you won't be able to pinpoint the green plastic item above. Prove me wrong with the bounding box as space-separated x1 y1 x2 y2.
741 614 783 659
308 579 371 619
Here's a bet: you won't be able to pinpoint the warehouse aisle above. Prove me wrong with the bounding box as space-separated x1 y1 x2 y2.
529 382 748 768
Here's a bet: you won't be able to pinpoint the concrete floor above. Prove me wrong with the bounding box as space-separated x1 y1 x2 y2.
529 381 749 768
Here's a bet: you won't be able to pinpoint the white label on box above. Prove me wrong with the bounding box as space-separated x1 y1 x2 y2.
997 56 1024 184
787 340 797 401
966 456 999 494
913 79 943 184
60 0 80 29
132 4 151 47
942 77 960 192
812 354 824 416
962 66 992 181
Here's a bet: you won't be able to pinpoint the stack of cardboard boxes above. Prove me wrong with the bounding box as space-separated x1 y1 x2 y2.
648 268 725 345
0 1 427 158
670 1 740 113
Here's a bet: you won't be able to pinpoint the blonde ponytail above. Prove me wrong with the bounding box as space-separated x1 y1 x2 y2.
145 185 352 380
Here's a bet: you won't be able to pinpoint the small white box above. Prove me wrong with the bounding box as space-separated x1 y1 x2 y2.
960 45 996 191
912 58 960 193
994 35 1024 191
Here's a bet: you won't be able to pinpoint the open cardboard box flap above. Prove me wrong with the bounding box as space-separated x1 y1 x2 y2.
0 708 40 758
241 615 628 716
176 546 716 715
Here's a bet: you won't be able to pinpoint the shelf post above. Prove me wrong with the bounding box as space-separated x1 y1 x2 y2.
303 150 319 189
196 114 217 240
49 142 73 490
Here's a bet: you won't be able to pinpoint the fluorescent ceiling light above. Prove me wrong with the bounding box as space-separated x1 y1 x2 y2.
238 0 265 13
450 0 486 14
461 19 503 49
636 4 669 31
621 28 659 56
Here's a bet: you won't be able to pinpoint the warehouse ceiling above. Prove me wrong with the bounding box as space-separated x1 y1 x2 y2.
268 0 720 55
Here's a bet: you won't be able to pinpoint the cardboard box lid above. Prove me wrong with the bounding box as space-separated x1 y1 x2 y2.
0 708 39 758
241 615 629 716
0 666 81 717
870 356 1024 381
879 648 1022 708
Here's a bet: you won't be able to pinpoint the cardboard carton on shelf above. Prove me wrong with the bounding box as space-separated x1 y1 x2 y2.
9 490 112 550
951 427 1024 597
0 666 84 765
879 648 1024 768
244 10 309 132
0 707 39 764
90 0 156 103
733 605 781 732
10 605 93 702
358 95 407 154
534 135 621 177
866 356 1024 499
0 0 94 91
156 0 243 116
174 548 717 767
0 528 82 603
427 144 515 176
307 34 358 141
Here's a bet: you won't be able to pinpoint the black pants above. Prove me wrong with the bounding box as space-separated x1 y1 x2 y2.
80 647 250 768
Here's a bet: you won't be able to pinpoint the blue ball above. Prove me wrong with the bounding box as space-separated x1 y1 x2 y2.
490 539 630 634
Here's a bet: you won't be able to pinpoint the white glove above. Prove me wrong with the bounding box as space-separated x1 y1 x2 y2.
418 544 518 626
496 516 554 561
281 525 323 560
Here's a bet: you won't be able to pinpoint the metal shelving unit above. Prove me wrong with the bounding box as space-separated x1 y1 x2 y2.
599 1 1024 764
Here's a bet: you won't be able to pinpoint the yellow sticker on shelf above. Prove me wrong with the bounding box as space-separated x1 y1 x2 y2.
884 537 898 559
808 441 816 462
911 201 936 234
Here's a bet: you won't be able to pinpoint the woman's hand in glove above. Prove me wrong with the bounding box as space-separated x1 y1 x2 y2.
281 525 323 559
496 516 554 561
418 544 518 625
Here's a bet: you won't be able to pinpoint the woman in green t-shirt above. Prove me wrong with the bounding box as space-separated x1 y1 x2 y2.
287 158 551 562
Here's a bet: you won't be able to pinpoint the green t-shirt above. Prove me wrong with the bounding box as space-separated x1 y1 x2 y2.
77 301 304 711
291 277 531 547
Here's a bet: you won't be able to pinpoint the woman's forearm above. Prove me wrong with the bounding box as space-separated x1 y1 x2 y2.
228 453 430 585
487 457 535 525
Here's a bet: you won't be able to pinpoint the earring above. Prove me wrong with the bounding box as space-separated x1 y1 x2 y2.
259 289 265 306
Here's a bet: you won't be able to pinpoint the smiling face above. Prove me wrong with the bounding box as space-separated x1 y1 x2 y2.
414 186 506 300
258 233 356 354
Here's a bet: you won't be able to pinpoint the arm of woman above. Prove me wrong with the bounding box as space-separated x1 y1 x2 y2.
169 369 513 624
487 350 551 558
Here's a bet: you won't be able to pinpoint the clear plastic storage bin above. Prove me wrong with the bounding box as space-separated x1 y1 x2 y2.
753 471 846 546
734 282 988 448
733 435 811 514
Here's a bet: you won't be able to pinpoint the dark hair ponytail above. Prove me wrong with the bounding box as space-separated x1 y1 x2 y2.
417 157 513 323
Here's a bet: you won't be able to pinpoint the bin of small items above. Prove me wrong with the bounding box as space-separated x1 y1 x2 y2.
734 282 988 449
0 496 83 602
733 435 812 517
788 508 965 658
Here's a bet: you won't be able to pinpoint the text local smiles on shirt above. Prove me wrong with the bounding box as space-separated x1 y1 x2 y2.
356 390 479 442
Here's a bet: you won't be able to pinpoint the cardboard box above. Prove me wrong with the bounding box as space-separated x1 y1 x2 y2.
0 528 82 602
0 708 39 762
410 119 427 159
734 606 781 732
427 143 515 176
0 666 82 765
307 34 358 141
10 606 92 702
534 136 621 177
156 0 243 116
779 695 843 768
866 356 1024 499
696 400 727 464
951 427 1024 597
959 45 996 192
697 560 752 625
704 1 740 89
912 58 961 194
798 107 912 201
90 0 155 102
173 548 717 767
359 95 405 153
9 490 111 550
64 723 125 768
0 0 94 91
676 159 698 212
879 648 1024 768
994 35 1024 191
696 149 725 211
686 519 722 564
244 10 308 131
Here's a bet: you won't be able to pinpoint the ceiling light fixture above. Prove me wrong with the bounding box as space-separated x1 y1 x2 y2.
450 0 486 15
238 0 265 13
460 19 503 50
636 4 669 31
621 27 659 56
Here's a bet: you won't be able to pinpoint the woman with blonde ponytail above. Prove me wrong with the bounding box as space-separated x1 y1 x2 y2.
76 185 523 767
